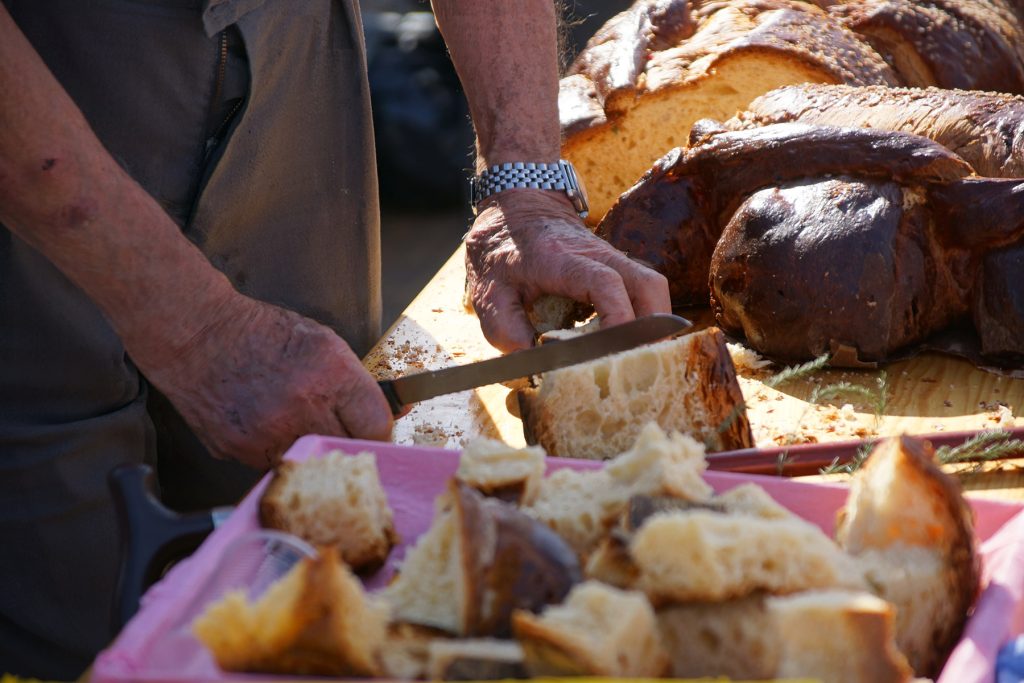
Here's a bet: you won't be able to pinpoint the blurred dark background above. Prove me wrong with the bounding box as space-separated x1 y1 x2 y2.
362 0 628 328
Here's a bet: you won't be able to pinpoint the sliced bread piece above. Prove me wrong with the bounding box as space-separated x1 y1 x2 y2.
656 594 778 679
426 639 527 681
259 451 396 573
561 0 897 225
525 422 714 557
382 481 580 637
455 439 546 505
519 327 752 458
769 589 913 683
836 435 981 677
512 581 668 678
631 508 863 603
192 546 388 677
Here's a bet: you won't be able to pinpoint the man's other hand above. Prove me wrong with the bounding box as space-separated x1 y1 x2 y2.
465 190 671 353
145 297 394 469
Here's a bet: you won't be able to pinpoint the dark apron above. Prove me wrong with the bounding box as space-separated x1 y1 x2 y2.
0 0 379 677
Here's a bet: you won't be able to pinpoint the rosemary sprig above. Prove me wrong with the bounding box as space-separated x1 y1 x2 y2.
934 430 1024 466
820 440 876 475
764 353 831 388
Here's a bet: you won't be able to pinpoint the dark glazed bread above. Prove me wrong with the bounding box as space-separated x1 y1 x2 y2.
710 178 967 362
730 84 1024 178
830 0 1024 92
599 122 971 305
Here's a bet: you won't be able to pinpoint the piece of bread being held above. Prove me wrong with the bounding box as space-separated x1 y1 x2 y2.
259 451 397 574
518 327 753 459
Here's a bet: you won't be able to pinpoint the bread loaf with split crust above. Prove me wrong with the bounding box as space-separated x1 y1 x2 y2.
561 0 898 225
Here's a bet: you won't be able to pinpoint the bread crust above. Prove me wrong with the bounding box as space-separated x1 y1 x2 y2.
599 123 971 305
832 0 1024 93
836 435 981 677
731 84 1024 178
519 328 753 457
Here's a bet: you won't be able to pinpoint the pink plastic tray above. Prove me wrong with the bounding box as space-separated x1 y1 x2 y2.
93 436 1024 682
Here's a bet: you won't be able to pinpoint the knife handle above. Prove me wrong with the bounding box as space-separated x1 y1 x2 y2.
378 380 404 417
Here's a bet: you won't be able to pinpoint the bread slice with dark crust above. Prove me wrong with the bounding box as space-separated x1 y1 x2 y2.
519 327 752 457
382 481 581 638
837 435 981 678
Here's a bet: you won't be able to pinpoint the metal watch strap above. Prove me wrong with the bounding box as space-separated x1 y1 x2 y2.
470 159 589 218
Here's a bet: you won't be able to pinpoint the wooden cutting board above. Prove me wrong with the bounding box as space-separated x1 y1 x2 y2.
363 245 1024 500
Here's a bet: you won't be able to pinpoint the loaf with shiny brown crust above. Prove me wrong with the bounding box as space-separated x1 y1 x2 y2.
830 0 1024 93
709 172 1024 363
598 122 972 305
710 178 969 362
560 0 898 225
730 84 1024 178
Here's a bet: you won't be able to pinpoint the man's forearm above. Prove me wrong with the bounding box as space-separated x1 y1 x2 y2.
0 7 235 364
431 0 562 171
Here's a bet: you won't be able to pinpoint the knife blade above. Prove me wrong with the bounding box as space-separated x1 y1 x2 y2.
378 313 693 415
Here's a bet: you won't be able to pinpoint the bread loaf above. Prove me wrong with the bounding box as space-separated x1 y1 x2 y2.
730 84 1024 178
561 0 898 225
519 327 753 456
831 0 1024 92
259 452 397 573
191 547 389 677
599 122 970 305
512 581 669 678
836 435 981 677
710 177 967 362
383 481 580 637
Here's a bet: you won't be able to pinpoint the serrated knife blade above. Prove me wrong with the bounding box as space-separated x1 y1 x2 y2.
378 313 693 415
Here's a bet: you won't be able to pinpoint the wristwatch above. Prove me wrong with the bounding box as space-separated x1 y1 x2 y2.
470 159 590 219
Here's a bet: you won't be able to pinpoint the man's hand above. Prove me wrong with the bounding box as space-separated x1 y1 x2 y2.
0 7 393 470
142 295 393 470
466 190 671 353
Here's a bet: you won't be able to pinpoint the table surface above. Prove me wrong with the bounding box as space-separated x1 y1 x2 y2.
364 245 1024 501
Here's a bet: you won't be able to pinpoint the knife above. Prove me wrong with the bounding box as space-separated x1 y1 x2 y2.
377 313 693 415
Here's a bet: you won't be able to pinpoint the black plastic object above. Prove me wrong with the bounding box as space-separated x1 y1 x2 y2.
108 464 216 634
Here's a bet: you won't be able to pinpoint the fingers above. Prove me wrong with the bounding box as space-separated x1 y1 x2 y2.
334 370 394 442
474 280 535 353
556 258 635 328
589 245 672 318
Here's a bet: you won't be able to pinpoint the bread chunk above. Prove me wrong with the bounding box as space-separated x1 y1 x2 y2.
561 0 897 224
192 546 388 677
769 589 913 683
382 481 580 637
513 581 669 677
426 639 527 681
837 435 981 677
519 327 753 457
259 451 396 573
632 508 862 603
455 439 546 505
525 422 714 557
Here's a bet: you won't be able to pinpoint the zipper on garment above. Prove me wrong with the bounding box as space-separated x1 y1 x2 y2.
202 30 233 163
